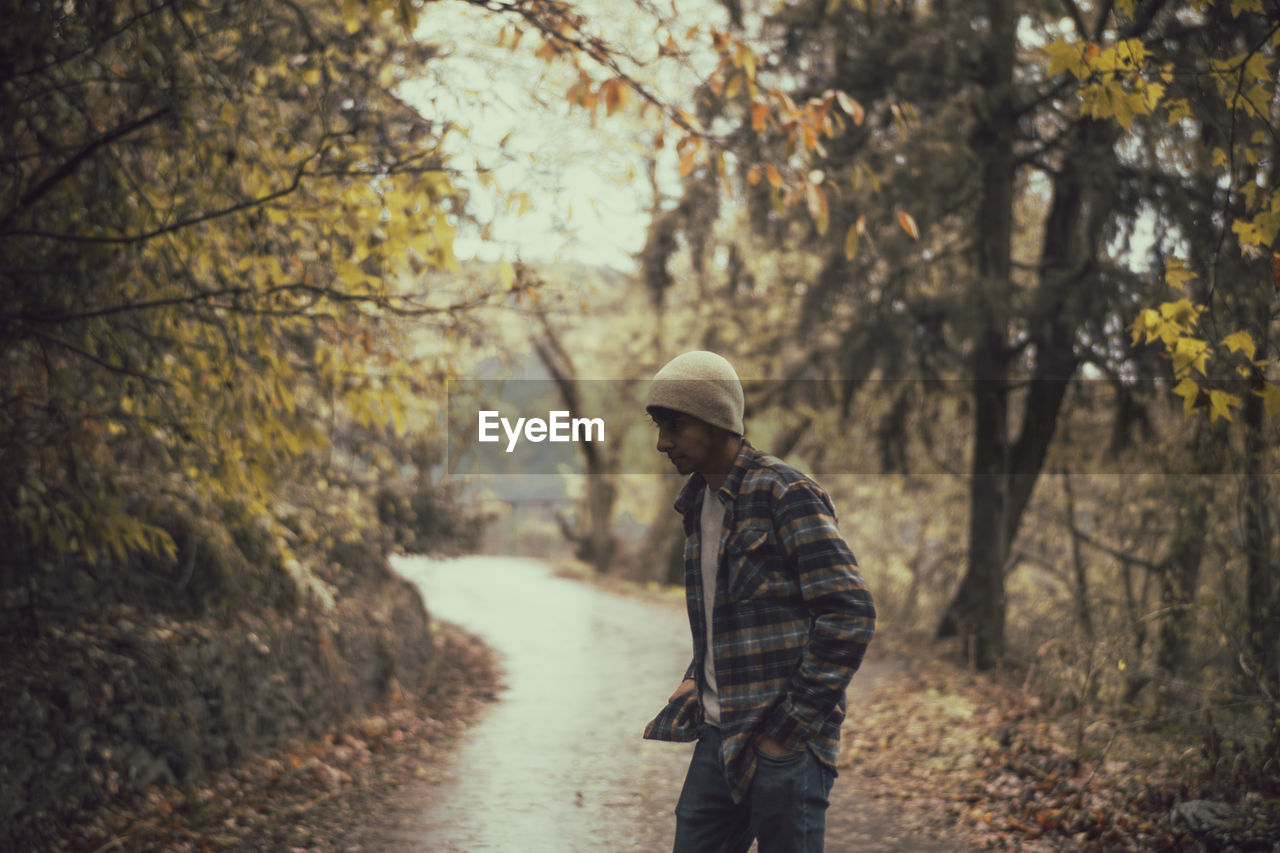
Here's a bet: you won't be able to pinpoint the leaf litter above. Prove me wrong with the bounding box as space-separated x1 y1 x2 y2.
46 622 503 853
835 634 1279 851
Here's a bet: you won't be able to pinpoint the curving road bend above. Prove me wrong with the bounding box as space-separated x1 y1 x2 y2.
379 555 937 853
389 555 691 852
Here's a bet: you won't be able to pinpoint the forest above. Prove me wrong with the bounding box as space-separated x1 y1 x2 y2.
1 0 1278 849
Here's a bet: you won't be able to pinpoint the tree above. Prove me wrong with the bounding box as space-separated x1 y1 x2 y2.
625 0 1280 681
628 0 1163 668
1049 0 1279 708
0 0 482 613
527 276 622 575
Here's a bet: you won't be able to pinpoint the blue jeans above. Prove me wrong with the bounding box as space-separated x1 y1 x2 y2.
672 726 836 853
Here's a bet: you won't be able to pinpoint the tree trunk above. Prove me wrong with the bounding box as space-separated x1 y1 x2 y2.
936 0 1016 669
940 345 1011 669
1062 473 1094 642
1155 478 1211 684
532 315 619 574
938 87 1115 668
1152 420 1220 689
1242 338 1278 704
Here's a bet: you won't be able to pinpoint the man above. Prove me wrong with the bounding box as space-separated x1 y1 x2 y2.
642 350 876 853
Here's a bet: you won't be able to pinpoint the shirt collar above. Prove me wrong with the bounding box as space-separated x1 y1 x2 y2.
673 439 758 516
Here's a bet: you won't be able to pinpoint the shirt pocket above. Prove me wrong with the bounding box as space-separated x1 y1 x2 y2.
725 524 789 602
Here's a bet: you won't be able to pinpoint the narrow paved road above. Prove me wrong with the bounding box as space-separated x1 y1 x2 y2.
376 555 944 853
387 555 691 852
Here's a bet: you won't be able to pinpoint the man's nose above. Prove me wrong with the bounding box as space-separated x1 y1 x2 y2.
656 430 673 453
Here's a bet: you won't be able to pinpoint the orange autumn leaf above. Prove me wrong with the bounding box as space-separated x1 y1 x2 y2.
603 79 628 115
897 209 920 240
751 101 769 132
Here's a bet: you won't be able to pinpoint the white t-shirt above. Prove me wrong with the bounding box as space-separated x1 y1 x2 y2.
699 485 727 726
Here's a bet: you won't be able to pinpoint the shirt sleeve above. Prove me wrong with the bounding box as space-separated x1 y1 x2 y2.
760 479 876 751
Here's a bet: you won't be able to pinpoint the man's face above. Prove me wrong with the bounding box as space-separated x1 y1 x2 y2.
653 412 718 476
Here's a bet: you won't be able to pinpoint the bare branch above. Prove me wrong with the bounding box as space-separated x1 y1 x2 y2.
0 107 172 233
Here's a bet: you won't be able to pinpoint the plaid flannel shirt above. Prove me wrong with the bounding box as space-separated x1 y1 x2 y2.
643 441 875 803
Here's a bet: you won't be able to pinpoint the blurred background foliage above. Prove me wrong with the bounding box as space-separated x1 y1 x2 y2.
1 0 1277 790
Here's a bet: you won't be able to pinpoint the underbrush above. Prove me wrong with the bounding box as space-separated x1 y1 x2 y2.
843 633 1280 851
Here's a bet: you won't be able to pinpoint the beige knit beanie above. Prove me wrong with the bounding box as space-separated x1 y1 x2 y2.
645 351 745 435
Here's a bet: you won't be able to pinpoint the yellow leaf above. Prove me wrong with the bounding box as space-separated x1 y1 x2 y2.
1142 80 1165 111
805 183 829 236
1113 39 1148 69
737 43 756 80
499 260 517 290
1131 308 1160 345
1171 336 1211 377
1166 97 1193 124
1159 298 1205 330
725 71 745 100
1208 389 1241 422
844 222 860 261
1173 378 1202 415
1043 41 1090 80
342 0 361 33
835 90 865 125
1257 383 1280 418
1230 0 1264 18
1111 89 1139 131
1164 257 1197 290
338 261 366 288
860 162 881 193
1221 330 1257 361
